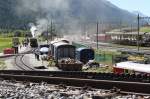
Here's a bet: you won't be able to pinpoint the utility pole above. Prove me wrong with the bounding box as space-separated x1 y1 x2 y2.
131 24 133 33
137 14 140 51
96 21 99 50
47 26 48 44
83 23 86 40
46 18 49 44
47 20 49 44
119 19 122 32
50 21 53 41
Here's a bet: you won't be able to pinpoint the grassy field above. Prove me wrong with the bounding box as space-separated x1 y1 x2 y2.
0 37 24 52
0 38 12 52
140 27 150 32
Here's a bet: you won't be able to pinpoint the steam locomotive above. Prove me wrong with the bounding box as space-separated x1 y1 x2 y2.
30 38 38 48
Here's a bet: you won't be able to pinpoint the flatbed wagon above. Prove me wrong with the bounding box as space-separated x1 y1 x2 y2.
58 63 83 71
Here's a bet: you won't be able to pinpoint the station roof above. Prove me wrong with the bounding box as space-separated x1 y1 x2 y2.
106 32 149 35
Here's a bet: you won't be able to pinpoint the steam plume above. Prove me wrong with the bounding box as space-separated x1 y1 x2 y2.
29 23 37 38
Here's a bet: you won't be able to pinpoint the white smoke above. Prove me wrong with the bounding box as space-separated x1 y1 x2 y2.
36 18 49 35
16 0 69 18
16 0 70 35
29 23 37 38
15 0 93 40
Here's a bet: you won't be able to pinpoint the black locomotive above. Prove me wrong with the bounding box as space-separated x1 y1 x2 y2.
30 38 38 48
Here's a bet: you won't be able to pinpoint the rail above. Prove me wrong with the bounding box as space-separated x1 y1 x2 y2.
0 70 150 83
0 73 150 94
14 55 35 70
14 48 37 70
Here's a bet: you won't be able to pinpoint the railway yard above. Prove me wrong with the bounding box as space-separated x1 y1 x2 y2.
0 0 150 98
1 39 150 98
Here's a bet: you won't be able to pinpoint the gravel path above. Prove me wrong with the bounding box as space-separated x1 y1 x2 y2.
0 80 149 99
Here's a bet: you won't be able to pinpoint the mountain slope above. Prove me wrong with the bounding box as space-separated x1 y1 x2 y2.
0 0 136 29
68 0 135 22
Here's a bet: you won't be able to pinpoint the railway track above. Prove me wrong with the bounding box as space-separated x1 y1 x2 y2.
14 48 37 70
14 55 35 70
20 48 37 54
0 70 150 83
0 70 150 94
0 73 150 94
0 80 149 98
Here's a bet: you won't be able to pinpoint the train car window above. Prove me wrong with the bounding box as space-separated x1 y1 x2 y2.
57 48 62 59
64 48 69 58
69 47 75 59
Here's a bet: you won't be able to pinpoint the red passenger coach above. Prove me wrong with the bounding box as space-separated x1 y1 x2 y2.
3 48 15 54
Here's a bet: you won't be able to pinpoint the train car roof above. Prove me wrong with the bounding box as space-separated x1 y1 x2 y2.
53 42 73 48
76 47 94 51
114 61 150 73
50 39 69 44
50 40 60 44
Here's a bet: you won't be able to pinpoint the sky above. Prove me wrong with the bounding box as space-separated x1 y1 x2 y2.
107 0 150 16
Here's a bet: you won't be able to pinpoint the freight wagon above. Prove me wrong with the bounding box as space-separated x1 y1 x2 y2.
50 39 70 56
50 40 83 71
